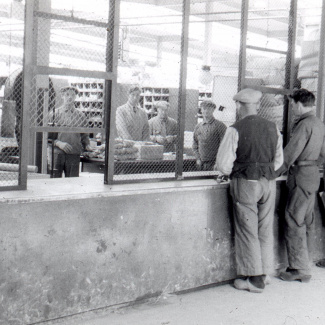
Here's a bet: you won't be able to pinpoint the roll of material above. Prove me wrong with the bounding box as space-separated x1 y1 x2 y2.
0 163 38 173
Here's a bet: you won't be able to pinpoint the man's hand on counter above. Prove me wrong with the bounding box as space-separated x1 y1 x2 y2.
166 135 176 144
55 140 73 154
155 135 167 145
85 144 93 152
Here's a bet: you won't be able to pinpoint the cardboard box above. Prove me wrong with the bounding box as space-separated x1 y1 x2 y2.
135 143 164 160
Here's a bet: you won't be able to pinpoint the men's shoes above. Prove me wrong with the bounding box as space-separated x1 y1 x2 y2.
264 275 272 285
233 277 264 293
279 268 311 283
316 259 325 268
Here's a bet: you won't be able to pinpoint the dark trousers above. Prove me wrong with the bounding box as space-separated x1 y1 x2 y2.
285 172 317 273
197 160 215 171
52 153 80 178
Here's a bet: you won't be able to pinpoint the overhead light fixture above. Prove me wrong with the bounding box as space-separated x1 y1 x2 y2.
199 65 213 86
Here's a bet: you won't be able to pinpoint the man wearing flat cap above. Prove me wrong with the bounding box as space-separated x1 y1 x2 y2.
276 88 325 282
49 86 92 177
216 88 283 293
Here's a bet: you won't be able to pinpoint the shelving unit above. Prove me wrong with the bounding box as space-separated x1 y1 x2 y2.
140 87 169 118
70 81 104 128
197 91 212 119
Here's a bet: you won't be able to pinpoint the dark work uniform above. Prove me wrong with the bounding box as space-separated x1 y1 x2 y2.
281 112 325 273
192 118 227 171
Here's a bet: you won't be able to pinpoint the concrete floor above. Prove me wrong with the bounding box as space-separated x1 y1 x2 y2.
45 265 325 325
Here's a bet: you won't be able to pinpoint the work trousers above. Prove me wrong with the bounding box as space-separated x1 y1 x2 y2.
285 171 317 273
230 177 276 276
52 153 80 178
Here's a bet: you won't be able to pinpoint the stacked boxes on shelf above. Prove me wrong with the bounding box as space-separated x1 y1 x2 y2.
197 91 212 119
140 87 169 119
71 81 104 128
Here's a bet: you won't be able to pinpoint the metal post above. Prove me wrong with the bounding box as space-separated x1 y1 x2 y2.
20 0 36 188
238 0 249 92
105 0 120 185
283 0 298 146
175 0 190 180
316 2 325 121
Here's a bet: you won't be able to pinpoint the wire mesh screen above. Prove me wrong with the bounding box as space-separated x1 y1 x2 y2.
244 0 291 132
0 1 25 187
183 1 241 177
34 0 112 71
113 0 183 181
28 75 105 177
28 0 114 178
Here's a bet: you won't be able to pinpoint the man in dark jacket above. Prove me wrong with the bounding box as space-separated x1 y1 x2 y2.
278 88 325 282
216 88 283 293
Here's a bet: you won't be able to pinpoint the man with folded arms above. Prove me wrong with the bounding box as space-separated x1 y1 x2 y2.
277 88 325 283
216 88 283 293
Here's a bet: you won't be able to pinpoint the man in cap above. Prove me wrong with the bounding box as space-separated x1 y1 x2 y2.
193 100 227 171
277 88 325 282
149 101 178 152
215 88 283 293
50 86 92 177
116 86 150 141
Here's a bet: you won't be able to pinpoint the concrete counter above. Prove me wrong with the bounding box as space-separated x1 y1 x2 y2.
1 174 324 324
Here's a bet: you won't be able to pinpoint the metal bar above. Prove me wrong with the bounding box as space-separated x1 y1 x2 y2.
242 85 291 96
283 0 298 146
119 16 291 27
19 0 36 189
246 45 287 55
35 11 109 28
0 185 27 192
175 0 190 180
238 0 249 92
34 66 113 80
316 2 325 121
106 0 120 184
30 126 102 133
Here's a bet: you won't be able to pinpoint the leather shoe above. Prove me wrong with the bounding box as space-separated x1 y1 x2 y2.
279 269 311 283
234 278 264 293
316 259 325 268
264 275 272 285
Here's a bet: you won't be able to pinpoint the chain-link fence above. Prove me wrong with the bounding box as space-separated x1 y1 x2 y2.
182 1 242 177
28 0 113 177
0 1 24 187
244 0 291 133
112 0 183 181
1 0 325 187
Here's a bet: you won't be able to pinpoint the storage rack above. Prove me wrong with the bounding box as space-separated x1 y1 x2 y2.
197 91 212 118
140 87 169 118
70 81 104 128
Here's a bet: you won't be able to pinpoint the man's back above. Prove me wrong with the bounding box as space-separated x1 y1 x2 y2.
231 115 278 180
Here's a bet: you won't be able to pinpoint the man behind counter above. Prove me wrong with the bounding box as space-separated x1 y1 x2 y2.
116 86 150 141
51 86 92 177
193 100 227 171
149 101 177 152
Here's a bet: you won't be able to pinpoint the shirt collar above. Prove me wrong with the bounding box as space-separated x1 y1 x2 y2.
202 117 215 124
127 102 138 113
294 111 315 124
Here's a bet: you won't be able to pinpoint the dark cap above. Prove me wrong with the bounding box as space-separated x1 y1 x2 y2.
200 100 216 110
60 86 79 95
233 88 262 103
128 85 142 94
